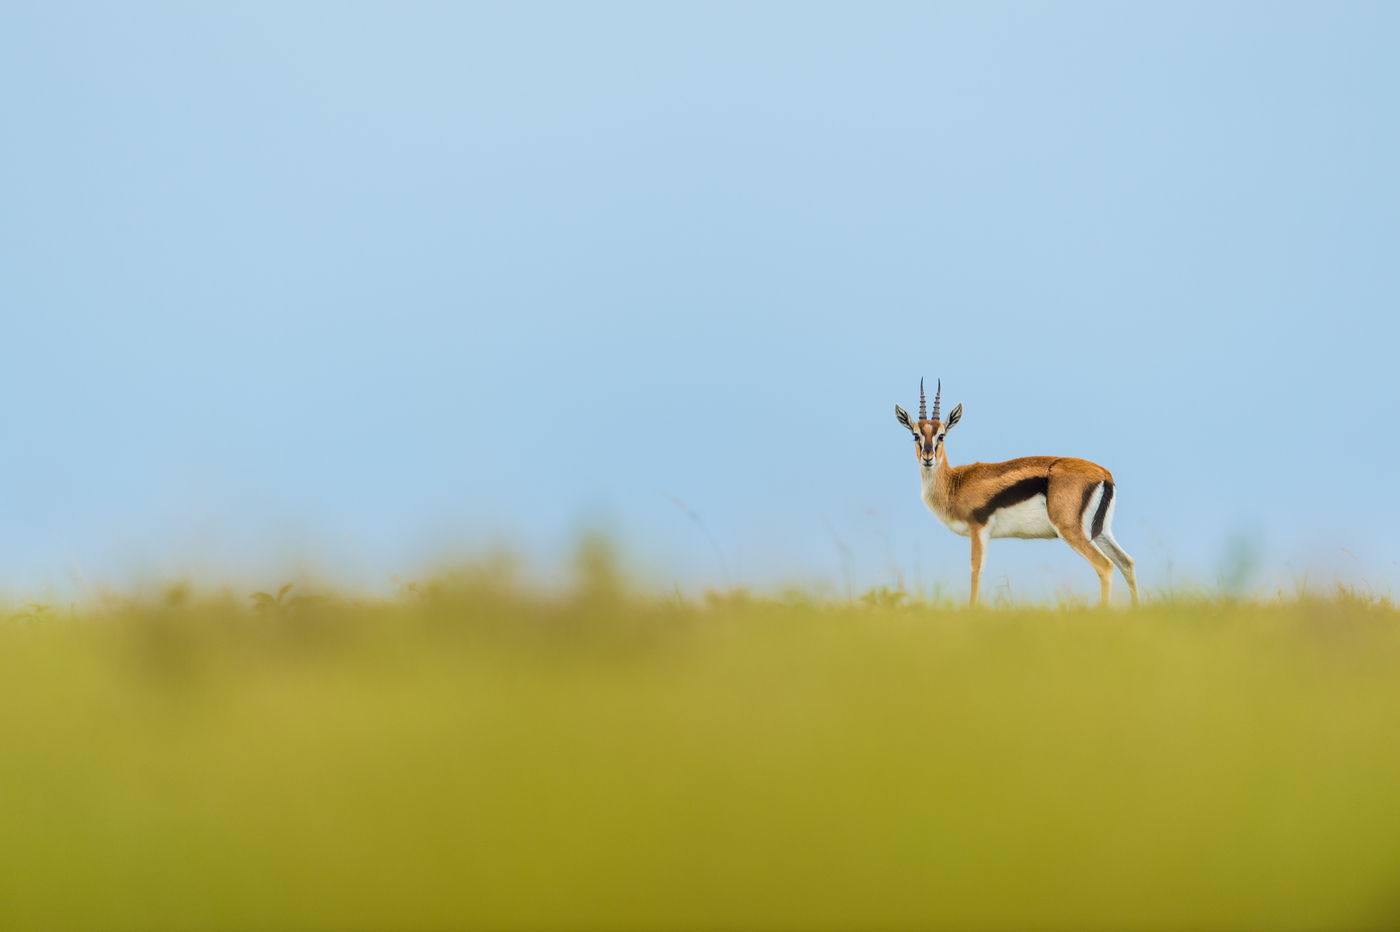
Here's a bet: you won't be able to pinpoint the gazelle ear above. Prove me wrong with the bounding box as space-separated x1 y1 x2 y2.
894 404 916 433
944 403 963 431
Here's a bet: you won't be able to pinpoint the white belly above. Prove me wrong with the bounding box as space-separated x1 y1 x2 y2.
986 494 1057 539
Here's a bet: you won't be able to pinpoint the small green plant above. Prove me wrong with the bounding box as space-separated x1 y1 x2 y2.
859 585 907 608
250 584 295 614
7 602 54 623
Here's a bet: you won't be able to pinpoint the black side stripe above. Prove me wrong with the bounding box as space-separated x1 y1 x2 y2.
970 476 1048 525
1091 481 1114 539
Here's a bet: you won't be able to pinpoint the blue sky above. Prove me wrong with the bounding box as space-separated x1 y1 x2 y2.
3 2 1398 600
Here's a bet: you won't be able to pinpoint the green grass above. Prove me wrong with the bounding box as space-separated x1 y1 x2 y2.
2 577 1399 930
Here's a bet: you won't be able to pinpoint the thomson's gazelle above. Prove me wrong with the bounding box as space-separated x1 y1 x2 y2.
895 379 1139 606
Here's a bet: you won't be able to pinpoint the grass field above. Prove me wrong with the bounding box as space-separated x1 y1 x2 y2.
2 567 1399 930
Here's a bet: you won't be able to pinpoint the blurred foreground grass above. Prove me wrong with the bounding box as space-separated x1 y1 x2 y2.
2 574 1399 930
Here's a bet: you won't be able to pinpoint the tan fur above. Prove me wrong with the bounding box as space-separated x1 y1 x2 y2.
929 451 1111 527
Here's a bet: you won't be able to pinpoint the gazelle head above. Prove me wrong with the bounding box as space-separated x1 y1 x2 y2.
894 378 963 470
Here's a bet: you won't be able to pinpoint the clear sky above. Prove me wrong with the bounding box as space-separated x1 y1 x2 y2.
4 2 1398 600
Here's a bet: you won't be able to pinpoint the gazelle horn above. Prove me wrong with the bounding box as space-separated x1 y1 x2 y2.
918 378 927 420
931 379 942 422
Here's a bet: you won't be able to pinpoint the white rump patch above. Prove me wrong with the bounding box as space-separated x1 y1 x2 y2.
1094 484 1118 540
1082 483 1105 539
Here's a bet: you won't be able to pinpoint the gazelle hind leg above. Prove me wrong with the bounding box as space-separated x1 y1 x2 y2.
1088 480 1139 606
1047 486 1114 606
1095 532 1139 606
1063 530 1114 606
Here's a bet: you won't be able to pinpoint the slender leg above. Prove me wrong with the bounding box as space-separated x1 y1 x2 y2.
1095 533 1139 606
1055 523 1114 606
969 524 987 606
1049 480 1116 606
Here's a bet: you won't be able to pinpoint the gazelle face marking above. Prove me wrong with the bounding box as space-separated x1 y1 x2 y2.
916 421 943 468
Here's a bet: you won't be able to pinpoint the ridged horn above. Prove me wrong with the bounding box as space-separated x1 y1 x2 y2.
931 379 942 422
918 378 926 420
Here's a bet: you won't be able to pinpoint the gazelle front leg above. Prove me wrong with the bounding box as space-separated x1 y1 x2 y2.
969 524 988 606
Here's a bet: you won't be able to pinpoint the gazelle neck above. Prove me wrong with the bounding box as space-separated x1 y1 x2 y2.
920 450 952 491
